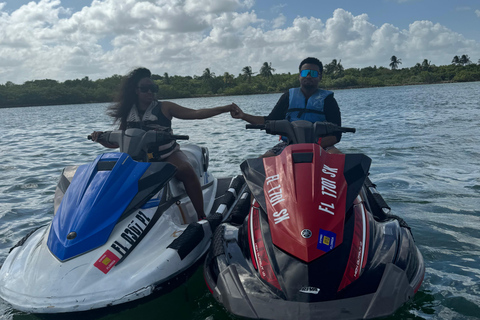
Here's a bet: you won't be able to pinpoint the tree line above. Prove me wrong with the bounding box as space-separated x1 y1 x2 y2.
1 56 480 108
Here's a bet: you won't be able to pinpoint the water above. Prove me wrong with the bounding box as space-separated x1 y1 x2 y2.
1 82 479 320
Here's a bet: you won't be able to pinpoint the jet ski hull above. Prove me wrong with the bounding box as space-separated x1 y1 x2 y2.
0 180 240 313
205 224 424 320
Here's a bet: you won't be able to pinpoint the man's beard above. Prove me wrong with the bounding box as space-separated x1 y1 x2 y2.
302 82 316 91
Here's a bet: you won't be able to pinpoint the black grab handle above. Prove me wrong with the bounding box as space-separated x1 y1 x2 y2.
170 134 189 140
341 127 356 133
246 124 265 130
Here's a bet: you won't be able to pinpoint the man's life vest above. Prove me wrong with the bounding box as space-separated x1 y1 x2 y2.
281 88 333 142
285 87 333 122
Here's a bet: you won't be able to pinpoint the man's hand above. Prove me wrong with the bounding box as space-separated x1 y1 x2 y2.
230 104 244 119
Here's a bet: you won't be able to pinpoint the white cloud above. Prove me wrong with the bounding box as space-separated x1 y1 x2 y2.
272 13 286 28
0 2 479 84
476 9 480 17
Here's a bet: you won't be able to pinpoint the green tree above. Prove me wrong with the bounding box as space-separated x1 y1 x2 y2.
242 66 254 82
389 56 402 70
222 72 234 88
324 59 344 78
459 54 471 66
260 62 275 78
3 58 480 108
421 59 431 71
413 63 422 73
202 68 215 80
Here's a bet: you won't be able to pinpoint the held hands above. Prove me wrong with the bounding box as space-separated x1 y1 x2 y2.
229 103 244 119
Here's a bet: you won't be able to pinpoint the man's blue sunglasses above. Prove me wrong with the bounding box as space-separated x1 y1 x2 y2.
300 69 319 78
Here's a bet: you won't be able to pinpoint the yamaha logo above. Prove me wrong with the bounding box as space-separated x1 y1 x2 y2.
301 229 312 238
300 286 320 294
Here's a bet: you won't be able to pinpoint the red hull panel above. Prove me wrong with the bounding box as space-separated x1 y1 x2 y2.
263 144 347 262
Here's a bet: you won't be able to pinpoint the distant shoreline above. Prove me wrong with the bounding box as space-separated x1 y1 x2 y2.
0 79 475 109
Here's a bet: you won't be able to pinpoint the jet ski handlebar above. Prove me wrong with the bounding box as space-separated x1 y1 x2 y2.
88 131 189 141
88 129 189 161
245 124 266 130
247 120 355 144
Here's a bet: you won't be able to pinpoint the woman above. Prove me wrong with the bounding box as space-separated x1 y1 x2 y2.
91 67 236 220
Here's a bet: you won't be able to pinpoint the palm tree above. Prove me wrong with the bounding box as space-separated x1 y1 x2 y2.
223 72 234 87
202 68 215 81
459 54 471 65
260 62 275 78
324 59 344 78
389 56 402 70
242 66 254 82
421 59 431 71
163 72 170 84
452 55 460 65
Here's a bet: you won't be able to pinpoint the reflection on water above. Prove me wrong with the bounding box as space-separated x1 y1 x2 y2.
1 82 479 319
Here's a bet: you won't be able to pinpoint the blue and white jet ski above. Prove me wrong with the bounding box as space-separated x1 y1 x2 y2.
0 128 245 314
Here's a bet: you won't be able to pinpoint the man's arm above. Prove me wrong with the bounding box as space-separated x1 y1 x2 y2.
264 92 289 121
231 92 289 125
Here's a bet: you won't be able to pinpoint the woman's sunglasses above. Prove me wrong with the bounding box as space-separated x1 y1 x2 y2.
300 69 319 78
137 84 159 93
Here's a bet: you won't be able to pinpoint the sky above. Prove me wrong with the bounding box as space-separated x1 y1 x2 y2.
1 0 480 84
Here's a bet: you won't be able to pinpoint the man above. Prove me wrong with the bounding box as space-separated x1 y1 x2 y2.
231 57 342 156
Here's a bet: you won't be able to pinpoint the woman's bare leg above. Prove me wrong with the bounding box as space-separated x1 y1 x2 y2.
164 151 206 220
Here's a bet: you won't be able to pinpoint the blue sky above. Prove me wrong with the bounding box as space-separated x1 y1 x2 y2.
1 0 479 84
256 0 480 41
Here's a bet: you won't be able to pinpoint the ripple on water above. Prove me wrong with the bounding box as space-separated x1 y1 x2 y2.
0 302 14 320
424 267 480 319
1 85 480 319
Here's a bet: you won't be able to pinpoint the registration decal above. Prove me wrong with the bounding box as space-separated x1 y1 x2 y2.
317 229 336 252
94 209 157 274
94 250 120 274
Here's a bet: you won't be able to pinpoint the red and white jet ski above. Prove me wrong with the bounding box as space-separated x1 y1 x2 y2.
204 120 425 320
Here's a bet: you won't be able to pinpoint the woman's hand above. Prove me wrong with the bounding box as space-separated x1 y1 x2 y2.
230 103 244 119
90 131 104 142
90 131 118 148
224 103 237 113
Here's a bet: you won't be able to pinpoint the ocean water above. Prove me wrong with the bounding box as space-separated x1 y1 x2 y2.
0 82 479 320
